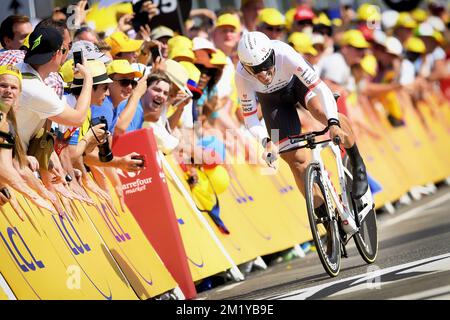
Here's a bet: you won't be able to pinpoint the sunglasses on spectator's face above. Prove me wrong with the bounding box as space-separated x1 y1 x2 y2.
116 79 137 88
264 25 284 32
195 64 217 77
60 47 68 55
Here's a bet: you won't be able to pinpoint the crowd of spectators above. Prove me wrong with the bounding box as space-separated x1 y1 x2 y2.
0 0 448 275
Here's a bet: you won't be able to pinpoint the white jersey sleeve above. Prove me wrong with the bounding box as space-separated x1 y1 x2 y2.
282 43 339 120
235 66 269 144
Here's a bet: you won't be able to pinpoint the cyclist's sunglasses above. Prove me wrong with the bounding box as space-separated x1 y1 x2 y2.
243 49 275 75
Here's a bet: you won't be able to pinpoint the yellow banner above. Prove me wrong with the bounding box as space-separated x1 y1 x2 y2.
81 184 179 300
0 190 143 299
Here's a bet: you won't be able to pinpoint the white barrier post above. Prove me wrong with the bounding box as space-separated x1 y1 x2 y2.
0 273 16 300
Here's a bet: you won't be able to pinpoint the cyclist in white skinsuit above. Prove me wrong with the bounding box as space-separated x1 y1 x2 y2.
235 32 369 218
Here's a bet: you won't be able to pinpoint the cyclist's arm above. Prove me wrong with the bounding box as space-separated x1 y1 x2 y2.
235 70 269 144
285 45 339 121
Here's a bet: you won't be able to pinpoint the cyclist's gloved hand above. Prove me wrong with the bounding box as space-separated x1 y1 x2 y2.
262 138 279 167
328 120 347 146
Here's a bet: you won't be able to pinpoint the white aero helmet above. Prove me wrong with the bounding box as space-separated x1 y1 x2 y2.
237 31 275 74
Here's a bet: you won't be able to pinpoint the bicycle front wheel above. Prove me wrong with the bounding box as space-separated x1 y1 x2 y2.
343 156 378 264
305 162 341 277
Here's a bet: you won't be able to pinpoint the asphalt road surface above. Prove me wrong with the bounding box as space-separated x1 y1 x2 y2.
197 185 450 300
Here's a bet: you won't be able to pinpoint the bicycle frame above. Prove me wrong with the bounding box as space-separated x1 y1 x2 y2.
311 141 374 236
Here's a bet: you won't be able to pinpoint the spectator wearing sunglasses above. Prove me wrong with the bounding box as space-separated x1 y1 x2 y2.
194 48 223 123
16 27 92 150
0 18 72 99
256 8 286 41
87 59 143 136
106 60 140 107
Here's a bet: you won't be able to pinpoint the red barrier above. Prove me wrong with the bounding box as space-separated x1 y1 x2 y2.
440 78 450 101
112 128 196 299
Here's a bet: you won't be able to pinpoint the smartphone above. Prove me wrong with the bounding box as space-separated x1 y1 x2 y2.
131 155 145 168
150 46 161 61
73 50 83 66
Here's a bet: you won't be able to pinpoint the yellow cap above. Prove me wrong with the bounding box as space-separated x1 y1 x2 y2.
433 30 445 45
341 30 370 49
210 49 228 66
59 59 74 85
216 13 241 31
396 12 417 29
411 8 428 23
104 31 143 56
257 8 286 26
169 46 195 62
332 18 343 27
107 59 143 78
288 32 318 56
85 2 133 34
0 65 22 82
357 3 381 22
168 35 193 51
179 61 201 83
404 36 426 53
179 61 203 100
285 7 297 31
313 12 332 27
360 54 377 77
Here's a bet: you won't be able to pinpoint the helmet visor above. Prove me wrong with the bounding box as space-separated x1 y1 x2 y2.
244 49 275 74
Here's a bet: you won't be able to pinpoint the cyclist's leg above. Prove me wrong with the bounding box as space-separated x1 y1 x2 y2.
280 149 326 213
305 93 369 199
338 114 369 199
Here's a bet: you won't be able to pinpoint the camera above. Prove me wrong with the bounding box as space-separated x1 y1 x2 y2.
90 116 113 163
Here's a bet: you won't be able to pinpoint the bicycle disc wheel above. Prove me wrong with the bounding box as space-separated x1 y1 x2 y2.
305 162 341 277
343 156 378 264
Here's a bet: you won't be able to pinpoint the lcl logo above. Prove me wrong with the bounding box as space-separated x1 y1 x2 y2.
0 227 45 272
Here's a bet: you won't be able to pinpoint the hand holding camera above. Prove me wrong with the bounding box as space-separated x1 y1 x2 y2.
90 116 113 163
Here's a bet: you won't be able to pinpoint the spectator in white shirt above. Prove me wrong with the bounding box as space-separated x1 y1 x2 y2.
17 26 92 149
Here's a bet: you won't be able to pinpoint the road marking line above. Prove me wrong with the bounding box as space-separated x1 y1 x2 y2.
265 252 450 300
0 274 16 300
380 192 450 228
391 284 450 300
